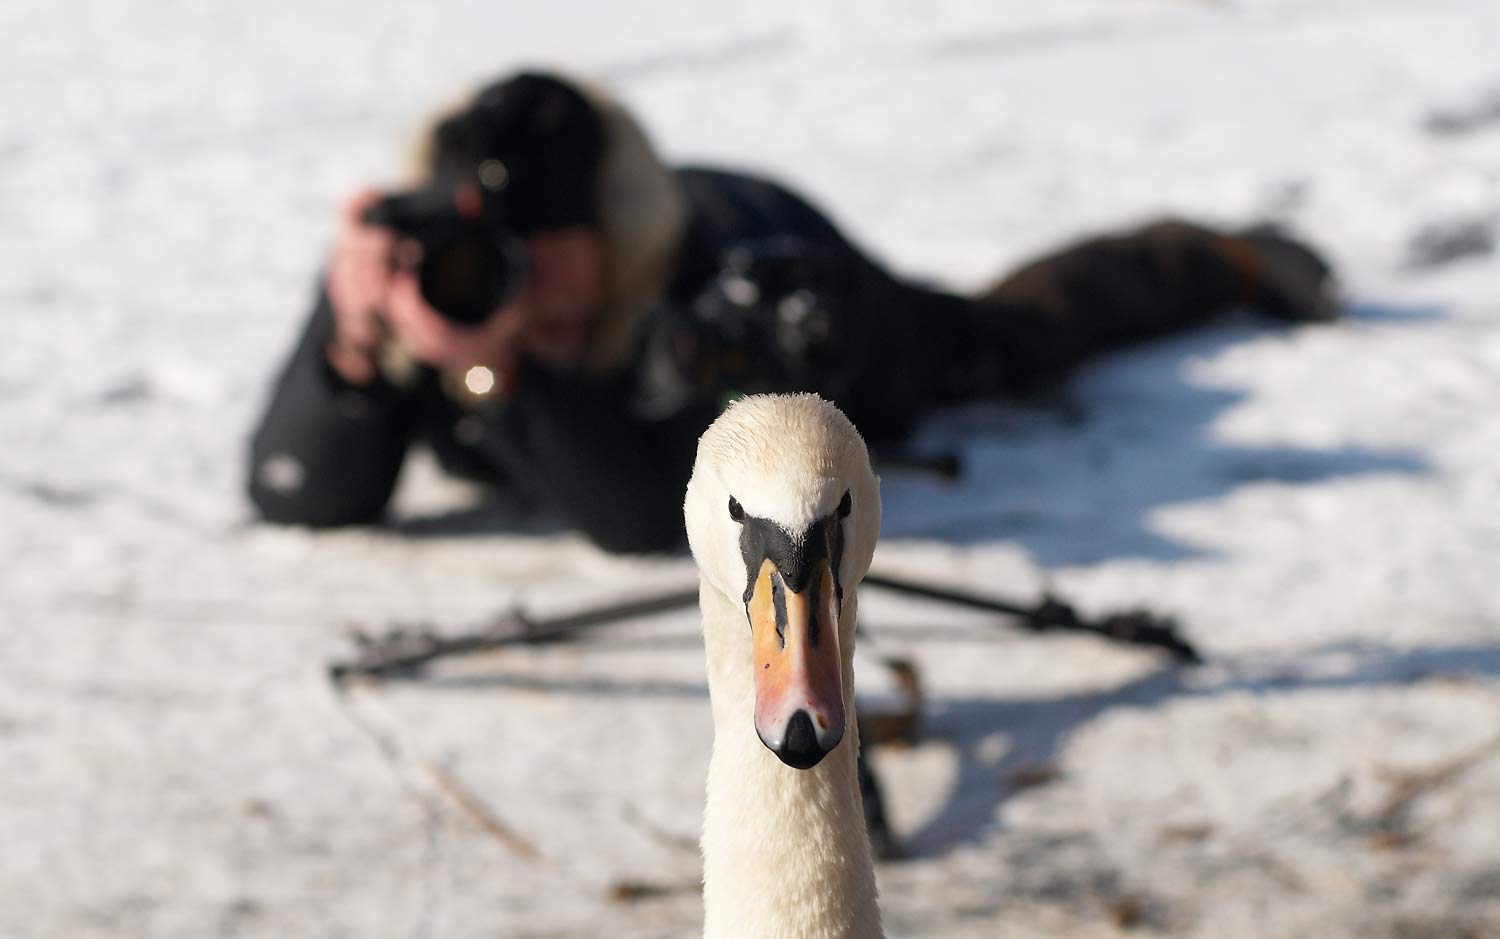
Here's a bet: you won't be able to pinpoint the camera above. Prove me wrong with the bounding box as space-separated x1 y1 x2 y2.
362 185 529 326
635 237 854 416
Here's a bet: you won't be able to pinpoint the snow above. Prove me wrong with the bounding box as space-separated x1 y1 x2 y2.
5 0 1500 936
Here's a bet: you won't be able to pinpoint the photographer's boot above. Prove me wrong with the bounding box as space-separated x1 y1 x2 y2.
1225 223 1342 323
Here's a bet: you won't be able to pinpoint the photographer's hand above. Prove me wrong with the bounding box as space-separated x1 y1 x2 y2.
324 189 395 385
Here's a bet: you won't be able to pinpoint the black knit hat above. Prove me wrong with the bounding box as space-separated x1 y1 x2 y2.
429 72 604 234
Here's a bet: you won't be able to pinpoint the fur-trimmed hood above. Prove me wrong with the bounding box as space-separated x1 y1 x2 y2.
573 77 689 373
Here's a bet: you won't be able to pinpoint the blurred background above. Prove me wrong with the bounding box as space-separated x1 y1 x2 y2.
5 1 1500 936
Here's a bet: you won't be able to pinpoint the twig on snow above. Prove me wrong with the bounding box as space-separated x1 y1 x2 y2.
332 677 542 861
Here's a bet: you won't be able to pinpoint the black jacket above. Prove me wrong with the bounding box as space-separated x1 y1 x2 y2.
248 168 979 552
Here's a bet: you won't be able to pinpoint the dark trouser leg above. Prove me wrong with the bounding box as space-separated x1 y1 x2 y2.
837 218 1332 439
970 218 1264 393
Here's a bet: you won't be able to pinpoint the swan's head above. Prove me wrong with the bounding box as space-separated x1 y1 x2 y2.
685 394 881 770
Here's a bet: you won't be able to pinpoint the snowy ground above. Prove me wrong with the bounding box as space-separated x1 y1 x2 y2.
5 1 1500 936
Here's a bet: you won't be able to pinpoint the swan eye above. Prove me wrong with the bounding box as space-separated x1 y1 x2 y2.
837 490 852 518
728 496 745 522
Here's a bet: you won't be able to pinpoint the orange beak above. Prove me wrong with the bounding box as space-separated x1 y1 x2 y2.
747 557 846 769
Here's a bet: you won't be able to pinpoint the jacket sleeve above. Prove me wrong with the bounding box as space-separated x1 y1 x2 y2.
476 363 717 554
246 289 420 527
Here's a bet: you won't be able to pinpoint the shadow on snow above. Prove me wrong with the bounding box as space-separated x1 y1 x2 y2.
879 311 1432 566
899 639 1500 858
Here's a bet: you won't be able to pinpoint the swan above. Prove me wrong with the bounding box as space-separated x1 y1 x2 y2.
685 393 884 939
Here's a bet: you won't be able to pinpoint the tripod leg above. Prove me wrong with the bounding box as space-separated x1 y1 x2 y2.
857 734 900 860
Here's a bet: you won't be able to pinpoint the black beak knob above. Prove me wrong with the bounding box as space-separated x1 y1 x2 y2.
775 709 830 770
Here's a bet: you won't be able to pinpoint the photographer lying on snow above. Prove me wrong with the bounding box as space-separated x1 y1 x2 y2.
249 71 1337 553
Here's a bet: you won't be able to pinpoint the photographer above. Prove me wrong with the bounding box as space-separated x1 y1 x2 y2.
249 71 1336 553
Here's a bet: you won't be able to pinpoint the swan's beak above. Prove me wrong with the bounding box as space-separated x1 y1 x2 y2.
748 557 846 769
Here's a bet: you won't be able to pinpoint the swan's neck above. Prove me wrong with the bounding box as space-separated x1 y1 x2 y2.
699 583 882 939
